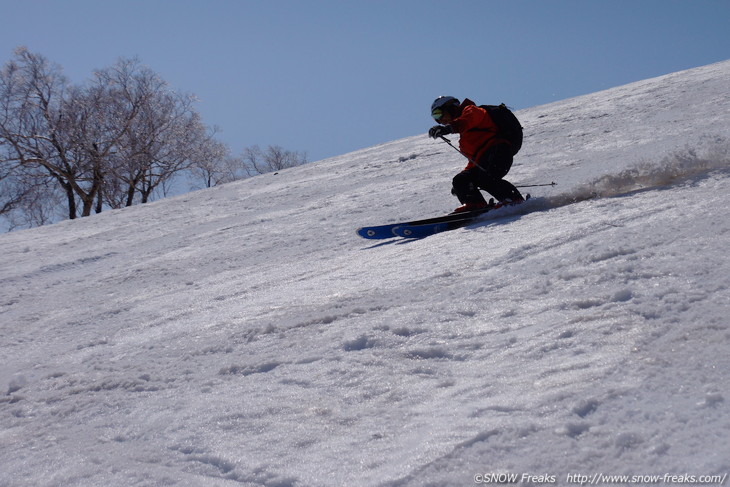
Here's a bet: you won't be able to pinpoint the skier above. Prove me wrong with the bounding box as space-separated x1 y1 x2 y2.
428 96 524 213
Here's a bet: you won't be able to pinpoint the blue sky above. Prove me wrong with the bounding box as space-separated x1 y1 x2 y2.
3 0 729 162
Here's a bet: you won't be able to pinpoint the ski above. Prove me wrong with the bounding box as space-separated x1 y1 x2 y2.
356 205 497 240
392 195 531 239
393 218 475 239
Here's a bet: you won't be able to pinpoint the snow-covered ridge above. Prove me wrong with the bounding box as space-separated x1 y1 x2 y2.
1 60 729 486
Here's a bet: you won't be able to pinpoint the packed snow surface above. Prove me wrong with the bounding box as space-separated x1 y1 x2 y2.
2 60 730 486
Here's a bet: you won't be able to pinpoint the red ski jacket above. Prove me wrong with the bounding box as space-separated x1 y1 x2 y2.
450 99 501 170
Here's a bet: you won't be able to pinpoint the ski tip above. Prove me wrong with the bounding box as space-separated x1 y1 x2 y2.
357 225 398 240
357 227 377 239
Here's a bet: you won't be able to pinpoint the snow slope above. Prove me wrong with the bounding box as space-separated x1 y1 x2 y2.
1 60 729 487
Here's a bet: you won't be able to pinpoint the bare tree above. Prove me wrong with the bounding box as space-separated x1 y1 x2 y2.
1 171 65 229
1 47 312 232
188 136 238 189
102 60 223 204
242 144 308 176
0 49 236 227
0 47 130 220
0 47 80 219
0 152 26 217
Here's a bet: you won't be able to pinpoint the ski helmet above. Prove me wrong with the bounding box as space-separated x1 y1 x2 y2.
431 96 459 121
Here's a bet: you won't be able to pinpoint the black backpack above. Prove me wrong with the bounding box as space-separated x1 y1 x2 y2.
480 104 523 156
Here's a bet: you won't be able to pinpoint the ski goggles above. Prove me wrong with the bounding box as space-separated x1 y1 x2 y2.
431 108 443 121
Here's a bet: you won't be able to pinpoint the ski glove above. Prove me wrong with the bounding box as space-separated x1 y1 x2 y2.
428 124 453 139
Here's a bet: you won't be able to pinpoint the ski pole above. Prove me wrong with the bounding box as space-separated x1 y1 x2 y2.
440 136 556 189
440 136 473 164
515 182 557 188
441 135 558 188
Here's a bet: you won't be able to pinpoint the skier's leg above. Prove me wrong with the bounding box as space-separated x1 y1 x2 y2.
475 144 523 202
452 168 488 205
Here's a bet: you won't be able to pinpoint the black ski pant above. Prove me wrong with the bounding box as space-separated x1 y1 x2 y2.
451 143 523 204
